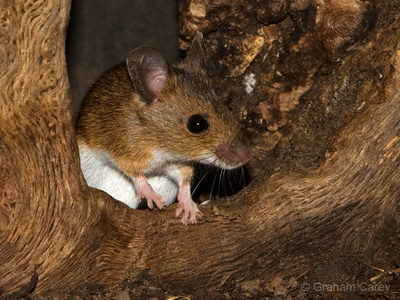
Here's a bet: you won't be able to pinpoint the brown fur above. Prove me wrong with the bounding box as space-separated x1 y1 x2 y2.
75 56 249 177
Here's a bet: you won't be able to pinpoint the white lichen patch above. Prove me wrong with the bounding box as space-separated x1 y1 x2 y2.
357 101 366 111
243 73 256 95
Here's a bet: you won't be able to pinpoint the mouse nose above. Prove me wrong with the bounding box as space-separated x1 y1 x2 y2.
217 142 252 168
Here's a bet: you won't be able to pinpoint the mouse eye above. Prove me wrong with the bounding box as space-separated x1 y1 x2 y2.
187 114 209 134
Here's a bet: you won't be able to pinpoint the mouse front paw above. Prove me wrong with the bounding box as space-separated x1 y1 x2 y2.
134 176 165 210
175 183 199 225
142 191 165 210
176 199 199 225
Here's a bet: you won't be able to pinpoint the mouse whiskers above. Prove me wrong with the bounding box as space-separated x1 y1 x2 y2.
191 165 212 197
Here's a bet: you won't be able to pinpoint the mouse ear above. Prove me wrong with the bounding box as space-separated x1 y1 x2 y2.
184 31 206 69
126 46 169 104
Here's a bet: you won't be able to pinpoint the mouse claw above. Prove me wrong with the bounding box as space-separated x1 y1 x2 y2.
176 183 199 225
146 194 165 210
134 176 165 210
176 202 198 225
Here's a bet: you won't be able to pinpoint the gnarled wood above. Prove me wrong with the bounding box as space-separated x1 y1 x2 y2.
0 0 399 299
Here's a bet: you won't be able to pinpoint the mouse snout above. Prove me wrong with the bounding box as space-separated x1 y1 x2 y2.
217 142 251 169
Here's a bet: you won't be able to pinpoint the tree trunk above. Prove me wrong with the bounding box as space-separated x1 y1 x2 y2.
0 1 399 299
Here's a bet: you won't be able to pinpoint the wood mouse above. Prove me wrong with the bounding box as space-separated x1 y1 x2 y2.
75 32 251 224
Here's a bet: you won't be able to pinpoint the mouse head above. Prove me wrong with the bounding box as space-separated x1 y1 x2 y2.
126 32 251 170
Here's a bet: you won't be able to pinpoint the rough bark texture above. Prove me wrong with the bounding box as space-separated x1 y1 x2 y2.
180 0 385 177
0 1 399 300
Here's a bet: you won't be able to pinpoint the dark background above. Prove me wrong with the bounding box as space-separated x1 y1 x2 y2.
66 0 179 115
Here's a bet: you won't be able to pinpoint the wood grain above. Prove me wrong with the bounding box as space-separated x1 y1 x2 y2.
0 0 399 298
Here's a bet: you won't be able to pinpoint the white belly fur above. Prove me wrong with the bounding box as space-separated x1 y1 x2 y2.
79 147 179 208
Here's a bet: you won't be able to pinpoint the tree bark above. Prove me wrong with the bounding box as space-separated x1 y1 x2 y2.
0 0 399 299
